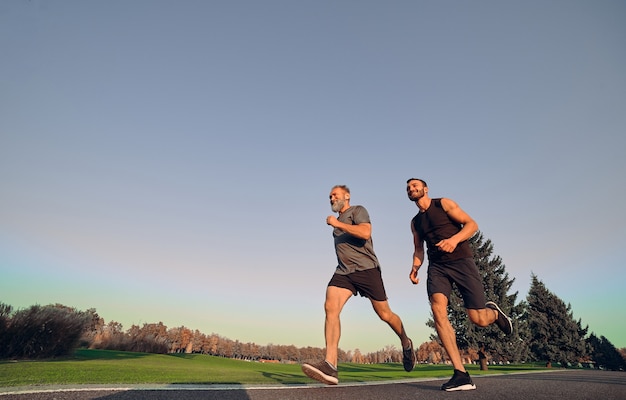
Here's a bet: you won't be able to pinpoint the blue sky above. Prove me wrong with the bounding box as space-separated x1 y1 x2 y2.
1 0 625 353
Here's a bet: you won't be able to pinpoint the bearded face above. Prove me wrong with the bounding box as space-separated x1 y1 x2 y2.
329 187 349 213
331 198 345 213
406 181 426 201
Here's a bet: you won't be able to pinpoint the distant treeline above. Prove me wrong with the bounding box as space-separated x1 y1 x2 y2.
0 302 409 363
1 300 625 371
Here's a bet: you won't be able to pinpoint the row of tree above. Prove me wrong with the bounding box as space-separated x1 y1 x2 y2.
0 302 401 364
2 297 623 370
1 232 625 370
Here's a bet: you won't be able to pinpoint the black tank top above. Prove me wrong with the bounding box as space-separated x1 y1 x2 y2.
411 198 473 263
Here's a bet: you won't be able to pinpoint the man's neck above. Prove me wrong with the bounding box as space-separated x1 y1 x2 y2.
417 197 431 213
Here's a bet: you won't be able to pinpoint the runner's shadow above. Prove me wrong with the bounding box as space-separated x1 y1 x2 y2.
95 389 252 400
404 381 445 391
261 371 310 385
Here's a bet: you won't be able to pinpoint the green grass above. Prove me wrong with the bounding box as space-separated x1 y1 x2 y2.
0 349 549 388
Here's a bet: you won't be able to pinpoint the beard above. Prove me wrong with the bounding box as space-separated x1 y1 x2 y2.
408 188 424 202
331 199 345 213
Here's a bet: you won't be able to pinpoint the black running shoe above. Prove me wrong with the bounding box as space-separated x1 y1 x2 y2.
441 369 476 391
486 301 513 335
402 339 416 372
301 360 339 385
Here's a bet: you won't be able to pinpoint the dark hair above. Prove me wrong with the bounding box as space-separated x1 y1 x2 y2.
406 178 427 187
332 185 350 193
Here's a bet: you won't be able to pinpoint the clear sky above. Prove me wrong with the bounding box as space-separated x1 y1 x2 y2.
1 0 625 353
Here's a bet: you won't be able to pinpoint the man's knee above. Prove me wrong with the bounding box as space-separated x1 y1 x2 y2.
372 300 394 322
324 298 341 316
377 308 395 322
325 286 352 316
430 294 449 319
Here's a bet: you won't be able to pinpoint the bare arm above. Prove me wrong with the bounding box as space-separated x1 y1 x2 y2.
410 221 424 285
436 198 478 253
326 215 371 240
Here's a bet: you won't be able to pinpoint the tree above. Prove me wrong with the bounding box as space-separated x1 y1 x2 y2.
351 348 364 364
0 303 13 358
416 340 445 364
1 304 91 359
527 274 588 366
80 308 105 348
587 333 626 371
426 232 528 367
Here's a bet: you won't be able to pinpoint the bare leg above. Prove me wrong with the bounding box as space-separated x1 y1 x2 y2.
324 286 353 366
371 299 411 348
430 293 465 372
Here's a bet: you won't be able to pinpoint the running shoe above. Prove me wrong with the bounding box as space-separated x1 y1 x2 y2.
301 360 339 385
486 301 513 335
441 369 476 391
402 338 416 372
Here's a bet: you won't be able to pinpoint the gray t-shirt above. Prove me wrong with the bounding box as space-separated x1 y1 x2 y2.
333 205 380 275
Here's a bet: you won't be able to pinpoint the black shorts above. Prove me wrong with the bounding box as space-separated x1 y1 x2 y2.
327 267 388 302
427 258 486 309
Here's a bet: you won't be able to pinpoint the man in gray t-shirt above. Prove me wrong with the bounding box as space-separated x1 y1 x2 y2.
301 185 416 385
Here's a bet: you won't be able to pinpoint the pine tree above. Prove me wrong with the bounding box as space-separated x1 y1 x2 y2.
527 274 588 366
587 333 626 371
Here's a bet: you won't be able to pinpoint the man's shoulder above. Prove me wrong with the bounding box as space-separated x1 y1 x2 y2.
433 198 454 209
345 205 370 222
344 204 367 214
436 197 460 212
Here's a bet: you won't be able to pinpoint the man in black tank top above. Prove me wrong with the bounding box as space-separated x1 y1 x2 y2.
406 178 513 392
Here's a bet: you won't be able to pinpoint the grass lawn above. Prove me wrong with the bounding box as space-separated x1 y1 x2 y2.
0 349 549 388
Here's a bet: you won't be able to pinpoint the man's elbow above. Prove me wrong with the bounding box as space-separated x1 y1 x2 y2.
361 225 372 240
469 220 478 234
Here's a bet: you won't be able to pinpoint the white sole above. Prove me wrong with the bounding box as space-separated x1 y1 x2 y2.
444 383 477 391
301 364 339 385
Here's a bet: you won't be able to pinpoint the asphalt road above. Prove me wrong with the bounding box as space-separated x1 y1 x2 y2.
1 369 625 400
